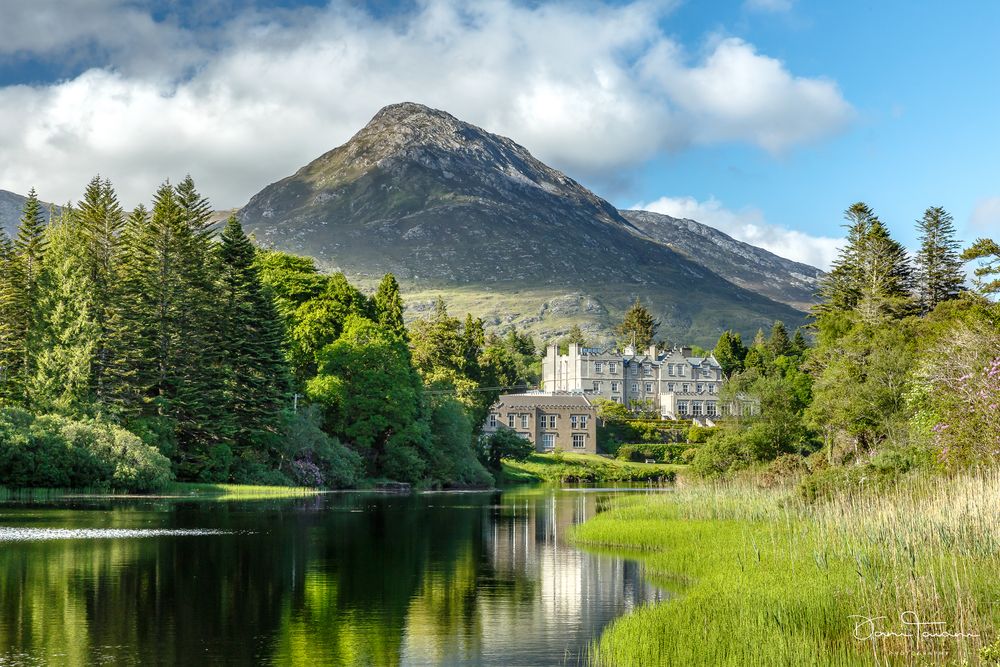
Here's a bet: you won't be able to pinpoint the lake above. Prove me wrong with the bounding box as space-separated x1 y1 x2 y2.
0 486 667 666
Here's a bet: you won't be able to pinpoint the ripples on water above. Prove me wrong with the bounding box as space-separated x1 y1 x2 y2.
0 487 668 666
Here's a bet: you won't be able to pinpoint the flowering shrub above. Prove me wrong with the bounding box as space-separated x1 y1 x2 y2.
934 356 1000 465
290 458 325 487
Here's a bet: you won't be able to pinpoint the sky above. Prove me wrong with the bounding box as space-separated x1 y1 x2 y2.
0 0 998 270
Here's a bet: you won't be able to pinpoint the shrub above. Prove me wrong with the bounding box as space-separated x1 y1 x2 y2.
480 428 534 471
279 406 363 488
616 443 690 464
0 408 171 492
687 425 720 444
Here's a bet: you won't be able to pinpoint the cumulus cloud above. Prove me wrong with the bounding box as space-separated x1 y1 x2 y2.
0 1 852 208
634 195 843 269
970 197 1000 231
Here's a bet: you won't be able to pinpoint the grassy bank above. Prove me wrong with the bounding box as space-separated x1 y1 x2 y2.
162 482 322 499
501 452 681 485
572 472 1000 666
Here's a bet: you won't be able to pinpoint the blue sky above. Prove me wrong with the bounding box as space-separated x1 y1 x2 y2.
0 0 997 268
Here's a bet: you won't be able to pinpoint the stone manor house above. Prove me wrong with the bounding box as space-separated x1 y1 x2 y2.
543 343 725 420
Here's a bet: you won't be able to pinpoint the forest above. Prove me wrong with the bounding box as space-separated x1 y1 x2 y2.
0 177 538 491
693 202 1000 491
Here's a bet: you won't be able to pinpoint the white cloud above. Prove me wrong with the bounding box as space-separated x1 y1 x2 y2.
744 0 795 12
634 195 843 269
970 197 1000 231
0 1 852 208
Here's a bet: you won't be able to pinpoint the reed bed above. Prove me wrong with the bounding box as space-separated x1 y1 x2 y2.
573 470 1000 665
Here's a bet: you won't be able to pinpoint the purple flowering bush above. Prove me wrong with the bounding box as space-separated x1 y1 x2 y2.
933 356 1000 464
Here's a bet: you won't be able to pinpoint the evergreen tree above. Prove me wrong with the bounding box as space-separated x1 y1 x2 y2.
373 273 406 338
856 219 914 321
816 203 877 315
791 328 808 355
563 324 587 348
961 238 1000 296
768 321 792 358
713 330 747 377
616 298 658 349
9 189 49 399
915 206 965 311
0 230 18 400
217 215 291 450
743 328 769 372
76 176 125 405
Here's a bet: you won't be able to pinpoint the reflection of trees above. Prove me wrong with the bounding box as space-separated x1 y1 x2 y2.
0 491 653 667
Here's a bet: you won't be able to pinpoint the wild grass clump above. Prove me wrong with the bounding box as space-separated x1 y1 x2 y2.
573 469 1000 665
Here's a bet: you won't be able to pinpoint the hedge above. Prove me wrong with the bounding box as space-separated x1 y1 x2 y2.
616 443 692 464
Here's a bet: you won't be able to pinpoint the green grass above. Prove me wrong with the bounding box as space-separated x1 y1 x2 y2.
163 482 323 499
501 452 682 484
571 473 1000 665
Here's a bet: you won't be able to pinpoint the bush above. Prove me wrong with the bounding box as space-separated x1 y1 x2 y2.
0 408 172 492
796 447 928 502
279 406 364 488
690 431 751 478
687 425 720 444
616 443 690 464
480 428 534 471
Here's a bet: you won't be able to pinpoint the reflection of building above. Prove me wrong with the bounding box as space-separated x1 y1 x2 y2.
483 393 597 454
475 490 668 665
543 343 725 423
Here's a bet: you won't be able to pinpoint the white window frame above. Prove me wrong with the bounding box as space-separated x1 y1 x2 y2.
572 434 585 449
593 380 602 392
645 382 653 393
508 414 515 428
631 382 639 393
595 361 604 373
611 381 620 393
609 362 618 374
571 415 579 429
643 363 651 377
488 413 497 428
542 433 556 450
692 402 702 416
548 415 557 429
579 415 588 429
520 414 529 429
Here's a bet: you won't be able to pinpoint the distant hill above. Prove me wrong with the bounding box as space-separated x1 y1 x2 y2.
0 190 59 237
239 102 812 346
620 209 823 311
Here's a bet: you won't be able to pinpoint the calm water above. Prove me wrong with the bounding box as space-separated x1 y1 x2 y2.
0 487 666 666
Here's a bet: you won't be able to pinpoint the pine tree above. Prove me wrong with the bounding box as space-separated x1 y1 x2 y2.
768 321 792 358
791 328 808 355
713 330 747 377
562 324 587 350
373 273 406 338
815 203 883 315
9 189 49 400
217 215 290 450
616 298 658 349
961 238 1000 296
0 230 18 400
744 328 769 372
915 207 965 311
856 220 914 322
76 176 125 405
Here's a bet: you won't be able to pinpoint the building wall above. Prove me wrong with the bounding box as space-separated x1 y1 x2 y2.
484 395 598 454
542 343 725 422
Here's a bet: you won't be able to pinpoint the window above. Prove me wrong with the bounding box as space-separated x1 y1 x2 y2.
520 414 529 429
613 396 622 403
643 363 651 376
572 434 585 449
676 366 685 378
488 413 497 428
593 380 602 392
682 383 689 393
668 364 675 376
519 432 533 441
706 403 717 417
645 382 653 393
667 382 674 392
630 365 638 377
709 384 716 394
692 402 702 416
678 401 688 416
595 361 604 373
548 415 557 429
579 415 588 429
542 434 556 450
508 414 515 428
611 381 620 393
697 383 704 393
631 382 639 393
609 362 618 374
570 415 578 429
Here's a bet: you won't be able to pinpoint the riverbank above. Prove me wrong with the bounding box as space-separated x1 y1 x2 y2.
0 482 322 502
571 471 1000 666
501 452 682 485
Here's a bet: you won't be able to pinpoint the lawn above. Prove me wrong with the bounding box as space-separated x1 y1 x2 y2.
501 452 682 484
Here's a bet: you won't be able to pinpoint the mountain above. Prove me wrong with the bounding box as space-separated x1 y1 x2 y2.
620 210 823 311
240 102 811 346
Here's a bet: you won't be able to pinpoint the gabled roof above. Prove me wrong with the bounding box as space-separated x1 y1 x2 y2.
495 393 594 410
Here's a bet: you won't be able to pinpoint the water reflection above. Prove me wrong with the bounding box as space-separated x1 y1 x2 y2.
0 487 666 666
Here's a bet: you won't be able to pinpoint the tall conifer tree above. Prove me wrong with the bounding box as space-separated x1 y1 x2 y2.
374 273 406 338
915 206 965 311
9 189 49 400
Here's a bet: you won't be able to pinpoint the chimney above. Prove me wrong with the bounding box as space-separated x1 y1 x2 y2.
647 344 657 358
681 346 693 357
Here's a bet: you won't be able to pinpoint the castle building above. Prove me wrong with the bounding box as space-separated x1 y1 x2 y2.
542 343 725 422
482 393 598 454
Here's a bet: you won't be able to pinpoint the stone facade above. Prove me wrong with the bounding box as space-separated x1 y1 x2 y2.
542 343 725 422
483 393 598 454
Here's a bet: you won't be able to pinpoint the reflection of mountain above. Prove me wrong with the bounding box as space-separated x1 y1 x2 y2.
0 491 665 666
